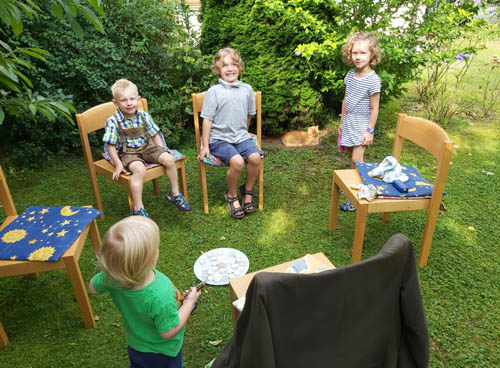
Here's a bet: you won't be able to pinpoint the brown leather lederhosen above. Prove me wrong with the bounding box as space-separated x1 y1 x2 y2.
116 112 154 154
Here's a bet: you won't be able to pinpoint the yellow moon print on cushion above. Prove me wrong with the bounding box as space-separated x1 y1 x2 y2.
60 206 80 217
2 229 27 243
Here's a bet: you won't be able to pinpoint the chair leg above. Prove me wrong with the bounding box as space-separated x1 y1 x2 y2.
88 219 102 254
258 160 264 210
328 176 340 231
63 255 95 328
418 206 440 268
351 205 368 263
152 178 161 195
178 162 189 202
28 272 40 279
198 163 209 214
0 321 9 347
127 188 134 213
90 171 105 220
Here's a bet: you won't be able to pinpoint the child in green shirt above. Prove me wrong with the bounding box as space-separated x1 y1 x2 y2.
88 216 200 368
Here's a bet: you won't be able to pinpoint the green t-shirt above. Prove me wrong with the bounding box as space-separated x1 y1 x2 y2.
92 269 184 356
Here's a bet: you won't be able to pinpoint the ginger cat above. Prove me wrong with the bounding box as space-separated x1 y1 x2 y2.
281 125 320 147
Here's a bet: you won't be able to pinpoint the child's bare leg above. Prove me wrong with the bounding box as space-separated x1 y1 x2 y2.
128 161 147 211
344 147 355 168
158 152 179 195
227 154 244 208
351 145 366 164
242 153 261 204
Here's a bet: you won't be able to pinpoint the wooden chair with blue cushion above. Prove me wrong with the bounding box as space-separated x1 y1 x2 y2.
329 114 453 267
0 165 101 346
76 99 189 219
192 91 264 214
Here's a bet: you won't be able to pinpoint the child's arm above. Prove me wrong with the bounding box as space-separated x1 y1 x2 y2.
362 92 380 146
107 144 127 180
88 276 100 295
339 93 346 135
159 287 201 339
247 115 252 130
151 133 164 147
197 118 212 162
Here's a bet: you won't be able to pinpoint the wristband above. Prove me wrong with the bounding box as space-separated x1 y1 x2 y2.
366 127 374 134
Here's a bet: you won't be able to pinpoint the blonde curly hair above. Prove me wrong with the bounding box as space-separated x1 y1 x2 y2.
341 32 382 68
211 47 244 76
97 216 160 289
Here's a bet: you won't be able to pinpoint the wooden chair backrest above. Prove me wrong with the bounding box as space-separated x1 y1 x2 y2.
76 99 148 166
76 98 148 136
192 91 262 154
0 166 18 227
392 113 454 197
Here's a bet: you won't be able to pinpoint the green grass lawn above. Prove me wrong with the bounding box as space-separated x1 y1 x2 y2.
1 43 499 368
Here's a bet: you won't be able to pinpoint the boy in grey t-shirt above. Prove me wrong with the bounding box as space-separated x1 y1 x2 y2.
197 48 263 219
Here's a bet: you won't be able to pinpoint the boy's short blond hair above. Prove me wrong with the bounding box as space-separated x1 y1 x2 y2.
211 47 244 76
341 32 382 67
111 79 139 99
97 216 159 289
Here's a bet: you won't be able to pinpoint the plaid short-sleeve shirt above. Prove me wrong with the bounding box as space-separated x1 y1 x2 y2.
102 109 160 150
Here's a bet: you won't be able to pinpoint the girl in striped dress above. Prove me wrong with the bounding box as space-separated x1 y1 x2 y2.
338 32 382 211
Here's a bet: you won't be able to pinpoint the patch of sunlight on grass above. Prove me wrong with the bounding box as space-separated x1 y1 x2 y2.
442 217 478 244
257 209 293 244
297 183 311 196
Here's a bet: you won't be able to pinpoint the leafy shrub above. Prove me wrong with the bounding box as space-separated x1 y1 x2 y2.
200 0 484 133
1 0 212 168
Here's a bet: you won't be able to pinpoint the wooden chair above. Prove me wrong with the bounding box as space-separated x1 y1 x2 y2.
328 114 453 267
192 91 264 214
0 165 101 346
76 99 189 220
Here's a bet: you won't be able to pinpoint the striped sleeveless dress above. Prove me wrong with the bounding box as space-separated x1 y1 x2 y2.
341 69 381 147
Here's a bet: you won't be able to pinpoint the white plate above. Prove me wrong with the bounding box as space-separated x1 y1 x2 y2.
194 248 249 285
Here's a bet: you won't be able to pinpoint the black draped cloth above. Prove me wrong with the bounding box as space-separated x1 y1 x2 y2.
212 234 429 368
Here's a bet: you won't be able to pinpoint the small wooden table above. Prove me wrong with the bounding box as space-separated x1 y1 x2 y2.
228 252 335 327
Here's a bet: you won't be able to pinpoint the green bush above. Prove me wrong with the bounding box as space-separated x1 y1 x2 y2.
200 0 484 133
1 0 212 168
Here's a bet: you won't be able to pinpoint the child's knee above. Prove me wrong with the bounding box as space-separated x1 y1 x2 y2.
229 155 245 170
247 153 261 165
159 153 175 167
129 161 147 175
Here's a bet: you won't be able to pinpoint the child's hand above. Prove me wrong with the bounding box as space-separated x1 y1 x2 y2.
338 124 342 135
197 147 210 162
183 287 201 304
112 164 126 180
362 132 374 146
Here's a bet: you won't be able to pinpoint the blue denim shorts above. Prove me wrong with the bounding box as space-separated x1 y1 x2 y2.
128 346 182 368
209 138 263 165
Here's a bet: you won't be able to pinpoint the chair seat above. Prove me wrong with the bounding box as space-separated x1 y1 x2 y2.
334 169 431 213
201 135 261 167
94 158 185 184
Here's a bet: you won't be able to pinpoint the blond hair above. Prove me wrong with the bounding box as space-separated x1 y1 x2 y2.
111 79 139 99
341 32 382 67
97 216 160 289
211 47 244 76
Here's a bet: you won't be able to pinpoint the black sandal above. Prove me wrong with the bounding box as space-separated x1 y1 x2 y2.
239 185 256 214
224 193 245 219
